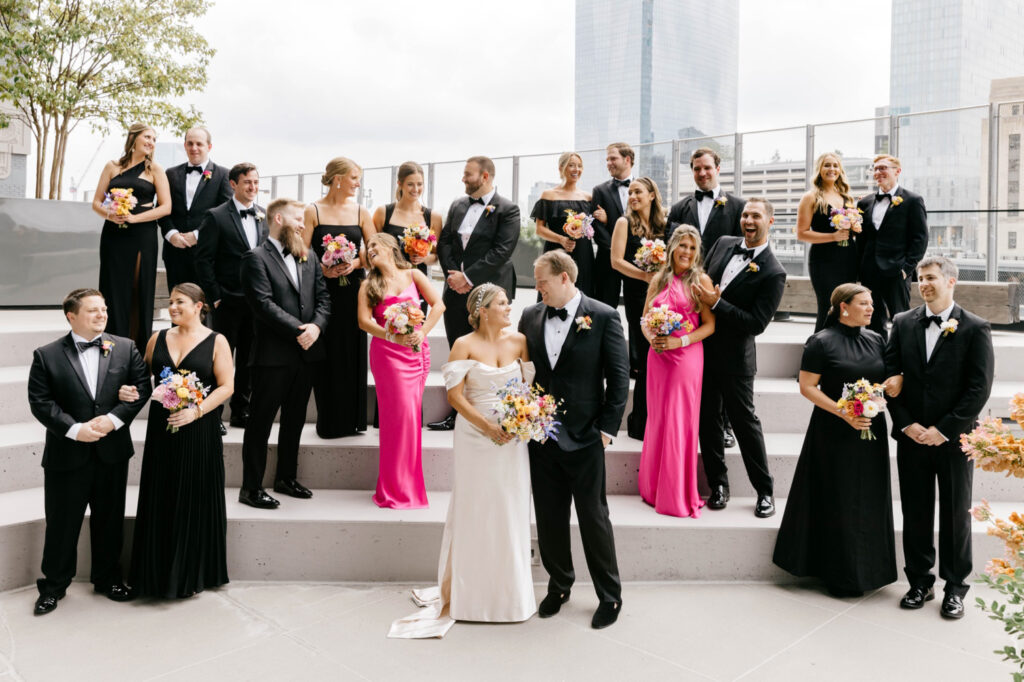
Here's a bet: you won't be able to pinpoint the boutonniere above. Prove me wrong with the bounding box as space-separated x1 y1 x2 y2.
202 169 212 182
714 195 727 207
575 315 592 332
940 319 958 336
255 210 265 221
298 253 308 263
484 204 496 216
891 196 903 206
101 340 115 357
746 262 759 273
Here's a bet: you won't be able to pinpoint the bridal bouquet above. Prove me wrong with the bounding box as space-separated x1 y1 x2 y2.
320 233 359 285
402 223 437 259
836 378 887 440
633 238 667 272
154 366 210 433
102 188 138 226
562 209 595 240
493 377 561 443
829 204 864 247
382 300 426 352
641 304 693 337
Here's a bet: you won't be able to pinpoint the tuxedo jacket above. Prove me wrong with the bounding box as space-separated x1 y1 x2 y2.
703 236 787 376
667 192 744 258
240 240 331 366
158 162 232 239
590 179 630 250
518 295 629 450
437 193 520 299
195 201 268 302
27 333 151 472
856 186 928 279
884 303 994 441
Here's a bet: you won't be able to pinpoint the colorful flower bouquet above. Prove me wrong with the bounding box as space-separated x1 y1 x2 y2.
562 209 595 240
102 188 138 226
641 304 693 338
836 378 887 440
493 377 561 443
961 393 1024 478
320 233 359 286
382 300 426 352
829 204 864 247
153 366 209 433
633 238 667 273
402 223 437 260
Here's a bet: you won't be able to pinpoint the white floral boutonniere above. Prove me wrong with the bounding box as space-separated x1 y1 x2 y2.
101 340 115 357
940 318 958 336
575 315 592 332
714 195 728 207
891 196 903 207
255 210 265 221
484 204 496 216
202 169 212 182
746 262 759 273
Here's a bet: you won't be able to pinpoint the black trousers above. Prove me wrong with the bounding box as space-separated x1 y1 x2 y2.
897 439 974 597
162 245 197 293
38 455 129 597
593 246 622 309
212 295 255 415
529 438 621 604
862 270 911 339
809 259 858 332
698 371 774 496
442 288 472 351
241 362 313 490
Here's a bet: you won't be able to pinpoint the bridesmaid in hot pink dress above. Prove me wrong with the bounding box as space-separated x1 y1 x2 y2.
638 225 716 518
357 233 445 508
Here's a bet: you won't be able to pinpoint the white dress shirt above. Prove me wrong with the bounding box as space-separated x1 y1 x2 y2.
871 183 899 230
615 176 634 214
696 185 722 233
924 300 955 362
165 159 210 242
718 241 769 293
268 236 299 288
458 188 496 249
65 332 124 440
234 197 258 249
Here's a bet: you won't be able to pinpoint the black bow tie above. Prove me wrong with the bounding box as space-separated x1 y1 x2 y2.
239 207 256 219
875 192 890 202
545 306 568 321
613 178 631 188
76 338 102 353
920 314 944 328
732 244 755 259
695 189 715 201
187 165 205 174
468 197 484 206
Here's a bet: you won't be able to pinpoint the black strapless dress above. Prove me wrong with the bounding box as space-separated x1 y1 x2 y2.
532 198 595 297
807 205 859 331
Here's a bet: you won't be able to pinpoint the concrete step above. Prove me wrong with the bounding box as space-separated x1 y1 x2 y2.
0 486 1010 591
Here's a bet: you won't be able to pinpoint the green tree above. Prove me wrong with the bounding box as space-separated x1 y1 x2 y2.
0 0 215 199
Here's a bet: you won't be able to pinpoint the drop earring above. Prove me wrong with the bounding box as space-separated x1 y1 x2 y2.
842 311 850 317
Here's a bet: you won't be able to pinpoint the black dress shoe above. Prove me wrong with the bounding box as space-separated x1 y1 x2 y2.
34 593 62 615
274 479 313 499
538 591 570 618
591 601 621 629
218 421 228 436
228 415 248 429
754 494 776 518
94 583 133 602
941 593 965 619
899 586 935 609
238 488 280 509
426 413 456 431
707 486 729 510
723 427 736 449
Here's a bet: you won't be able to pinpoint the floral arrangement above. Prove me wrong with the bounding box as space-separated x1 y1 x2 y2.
829 204 864 247
836 378 887 440
102 188 138 226
962 394 1024 478
747 262 760 273
402 223 437 259
633 238 667 273
493 377 561 444
101 340 115 357
641 304 693 338
575 315 592 332
153 367 209 433
941 319 959 336
382 300 426 352
562 209 595 240
891 196 903 206
202 169 212 182
320 233 359 286
715 195 728 207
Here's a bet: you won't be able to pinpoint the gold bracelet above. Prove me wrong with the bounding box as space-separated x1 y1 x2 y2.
195 404 203 419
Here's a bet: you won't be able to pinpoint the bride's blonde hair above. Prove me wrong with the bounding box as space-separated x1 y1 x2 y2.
467 283 503 330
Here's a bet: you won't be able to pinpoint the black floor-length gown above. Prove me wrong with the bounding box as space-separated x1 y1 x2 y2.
98 161 158 352
773 323 897 593
310 206 368 437
131 330 228 598
807 206 859 332
532 198 595 297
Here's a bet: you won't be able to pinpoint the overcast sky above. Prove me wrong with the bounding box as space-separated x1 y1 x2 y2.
40 0 893 199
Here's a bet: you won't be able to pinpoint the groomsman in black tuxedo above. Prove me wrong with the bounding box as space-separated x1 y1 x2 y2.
27 288 150 615
429 155 519 430
857 155 929 338
195 162 267 432
884 256 993 619
694 198 785 518
590 142 634 309
239 198 330 508
158 126 232 292
519 250 629 629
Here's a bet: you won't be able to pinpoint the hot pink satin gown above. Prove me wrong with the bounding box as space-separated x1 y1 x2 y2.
370 280 430 508
637 275 705 518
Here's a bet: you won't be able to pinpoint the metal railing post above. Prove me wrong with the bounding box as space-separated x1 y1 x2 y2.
987 103 1000 281
670 139 680 203
889 113 899 158
390 165 398 203
733 132 743 197
804 124 815 191
296 174 304 203
427 163 436 210
271 176 278 200
512 156 520 208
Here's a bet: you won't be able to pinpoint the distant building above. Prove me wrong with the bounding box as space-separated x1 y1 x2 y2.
0 103 30 198
981 77 1024 261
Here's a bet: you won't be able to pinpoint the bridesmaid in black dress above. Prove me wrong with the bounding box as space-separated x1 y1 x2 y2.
533 152 595 297
796 152 860 332
130 283 233 598
303 157 374 438
773 283 898 598
611 177 669 440
91 123 171 352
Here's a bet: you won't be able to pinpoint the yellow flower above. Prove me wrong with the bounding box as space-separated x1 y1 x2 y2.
176 387 190 399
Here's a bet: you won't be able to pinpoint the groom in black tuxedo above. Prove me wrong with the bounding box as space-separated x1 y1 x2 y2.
429 155 519 430
694 198 785 518
239 198 330 509
158 126 232 292
590 142 633 309
519 250 629 630
27 288 151 615
667 147 744 259
885 255 993 619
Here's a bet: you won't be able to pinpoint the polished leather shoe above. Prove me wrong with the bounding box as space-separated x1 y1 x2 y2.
238 488 280 509
34 593 62 615
754 494 776 518
94 583 133 602
899 586 935 609
538 591 570 618
228 412 249 428
941 593 965 619
591 601 621 629
723 427 736 449
218 421 228 436
274 479 313 499
426 412 456 431
707 486 729 510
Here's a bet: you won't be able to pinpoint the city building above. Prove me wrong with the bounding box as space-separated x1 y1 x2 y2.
981 77 1024 262
0 102 30 199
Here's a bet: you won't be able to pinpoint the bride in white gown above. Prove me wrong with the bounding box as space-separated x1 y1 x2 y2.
389 283 537 638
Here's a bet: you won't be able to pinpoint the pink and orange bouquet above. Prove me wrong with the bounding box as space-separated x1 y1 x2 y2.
971 501 1024 577
961 417 1024 478
641 304 693 337
493 377 561 443
382 300 426 352
320 233 359 286
633 238 667 272
836 378 886 440
562 209 595 240
829 204 864 247
102 187 138 226
402 223 437 259
154 366 210 433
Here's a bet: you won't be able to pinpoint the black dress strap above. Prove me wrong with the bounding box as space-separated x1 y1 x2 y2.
313 203 321 225
384 202 395 227
423 206 432 226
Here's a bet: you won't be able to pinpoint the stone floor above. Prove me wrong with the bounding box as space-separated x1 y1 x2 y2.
0 580 1011 681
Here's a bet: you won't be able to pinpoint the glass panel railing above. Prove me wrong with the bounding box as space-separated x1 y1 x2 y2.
676 134 737 202
358 166 392 213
